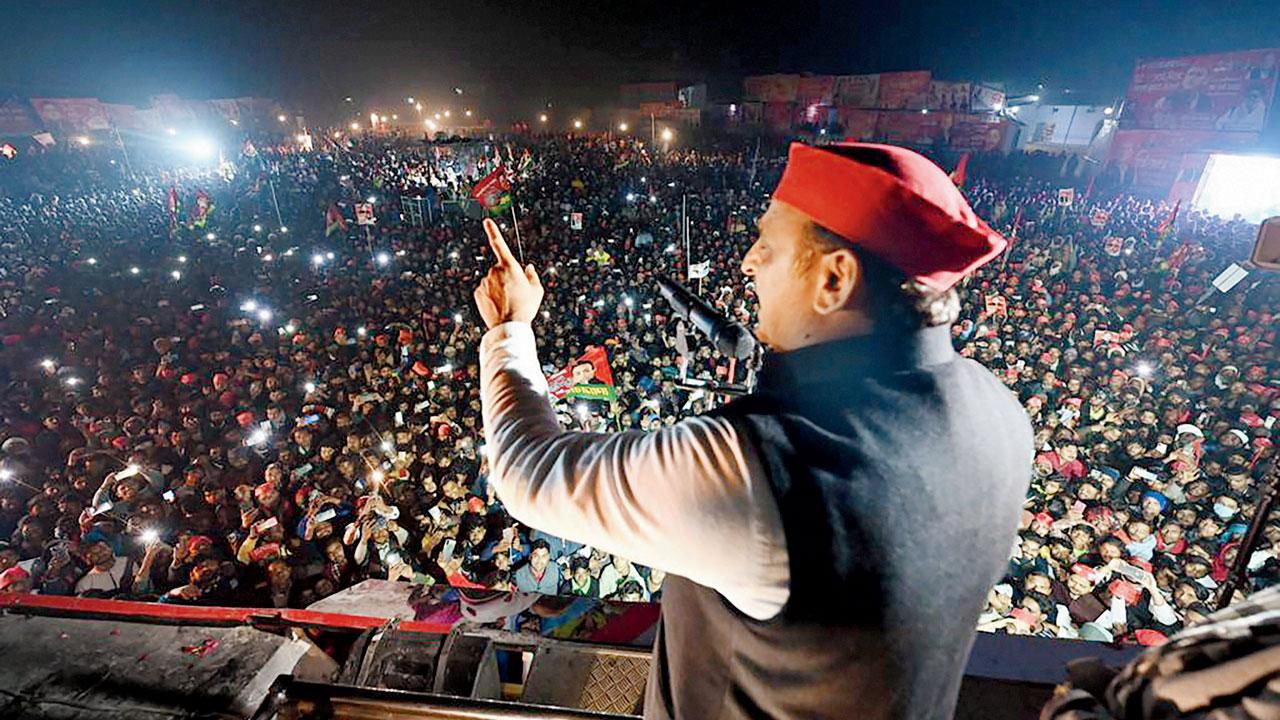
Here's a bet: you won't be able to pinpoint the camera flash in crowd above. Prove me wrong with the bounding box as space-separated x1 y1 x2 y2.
253 224 262 233
129 266 140 275
256 309 273 323
39 358 55 370
380 440 394 453
0 469 12 481
356 326 367 337
86 257 97 265
304 382 316 394
1135 361 1154 378
140 529 159 545
170 271 181 280
177 255 187 263
376 252 390 266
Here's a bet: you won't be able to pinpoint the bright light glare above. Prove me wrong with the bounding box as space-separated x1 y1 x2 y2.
304 382 316 393
312 253 325 266
253 224 262 232
241 300 258 312
371 469 385 483
350 122 360 131
170 270 181 280
539 114 548 123
1193 153 1280 224
87 257 97 265
661 128 674 141
246 429 268 446
0 469 11 481
165 127 177 136
375 252 390 266
453 313 462 323
380 440 394 452
284 323 296 334
75 136 91 146
1135 361 1154 378
618 122 628 131
572 119 582 129
129 266 140 275
279 226 288 233
205 232 216 240
356 326 367 337
256 308 273 323
39 358 55 370
140 529 159 545
326 251 335 260
277 114 287 122
177 255 187 263
184 137 215 160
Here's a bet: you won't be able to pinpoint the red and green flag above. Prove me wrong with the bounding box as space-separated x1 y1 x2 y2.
324 203 348 237
1155 200 1180 247
190 189 214 229
470 166 512 216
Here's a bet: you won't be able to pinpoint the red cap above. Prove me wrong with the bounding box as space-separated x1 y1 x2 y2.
235 411 255 427
771 142 1007 292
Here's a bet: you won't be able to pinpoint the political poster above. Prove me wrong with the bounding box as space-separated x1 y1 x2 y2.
984 293 1008 317
687 260 710 280
1123 49 1279 132
547 346 618 402
796 75 836 107
1058 188 1075 207
355 203 376 226
1104 236 1124 256
1091 210 1111 228
1107 128 1257 193
0 143 16 160
834 74 881 108
1093 329 1123 347
836 108 879 140
948 116 1008 152
570 212 583 230
743 74 800 103
876 110 946 145
970 85 1007 112
876 71 932 109
29 98 111 132
929 81 971 112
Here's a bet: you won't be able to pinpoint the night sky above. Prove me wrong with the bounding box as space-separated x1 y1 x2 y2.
3 1 1277 121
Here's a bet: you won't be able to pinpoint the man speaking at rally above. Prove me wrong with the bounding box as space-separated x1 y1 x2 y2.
474 142 1034 719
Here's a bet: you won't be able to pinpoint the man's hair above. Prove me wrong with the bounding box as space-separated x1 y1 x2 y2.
530 538 551 554
803 224 961 329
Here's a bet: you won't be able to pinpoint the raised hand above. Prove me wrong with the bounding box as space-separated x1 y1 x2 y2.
473 218 543 329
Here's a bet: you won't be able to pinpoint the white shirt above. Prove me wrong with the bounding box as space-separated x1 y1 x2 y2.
480 322 790 620
74 556 130 595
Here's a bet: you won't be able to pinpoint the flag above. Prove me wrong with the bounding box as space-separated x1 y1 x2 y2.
1083 175 1096 202
190 189 214 228
949 153 969 188
324 203 348 237
1009 207 1023 244
1155 200 1180 247
547 346 618 402
32 132 55 148
687 260 711 280
470 166 512 216
167 185 182 231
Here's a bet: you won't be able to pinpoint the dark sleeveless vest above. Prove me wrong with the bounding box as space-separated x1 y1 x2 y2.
644 325 1034 719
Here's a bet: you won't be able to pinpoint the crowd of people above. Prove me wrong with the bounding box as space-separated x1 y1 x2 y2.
0 130 1274 645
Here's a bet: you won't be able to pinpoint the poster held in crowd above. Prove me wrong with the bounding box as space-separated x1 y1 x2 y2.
355 203 376 226
1092 210 1111 228
984 293 1008 317
687 260 710 281
1058 188 1075 207
469 166 512 217
570 212 584 231
547 346 618 402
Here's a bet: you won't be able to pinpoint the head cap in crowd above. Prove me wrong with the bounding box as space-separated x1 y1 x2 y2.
771 142 1007 292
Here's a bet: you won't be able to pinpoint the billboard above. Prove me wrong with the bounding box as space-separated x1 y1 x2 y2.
877 71 932 109
876 110 947 145
836 108 879 140
29 98 111 132
796 75 836 106
834 74 881 108
0 98 41 136
1108 129 1258 192
744 74 800 103
1123 49 1279 132
949 116 1009 152
970 85 1006 112
929 81 971 112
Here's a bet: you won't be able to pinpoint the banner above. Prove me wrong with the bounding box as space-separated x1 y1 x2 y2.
638 101 680 119
547 346 617 402
876 71 932 109
836 108 879 140
796 75 836 106
1091 210 1111 228
1123 49 1280 132
0 98 41 136
833 74 881 108
929 81 971 112
29 98 111 132
1107 128 1258 192
743 74 800 103
570 212 583 230
1103 236 1124 256
1057 188 1075 206
687 260 710 280
984 293 1008 317
763 102 795 132
948 116 1008 151
1093 329 1123 347
970 85 1007 112
876 110 946 145
469 166 512 216
354 203 376 226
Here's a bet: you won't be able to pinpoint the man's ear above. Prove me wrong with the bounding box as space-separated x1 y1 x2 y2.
811 248 861 315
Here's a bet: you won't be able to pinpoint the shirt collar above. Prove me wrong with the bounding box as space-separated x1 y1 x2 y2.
758 324 956 393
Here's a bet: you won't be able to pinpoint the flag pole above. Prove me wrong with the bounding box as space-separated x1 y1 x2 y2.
509 203 524 265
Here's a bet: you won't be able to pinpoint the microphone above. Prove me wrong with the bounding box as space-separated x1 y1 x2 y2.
655 275 758 360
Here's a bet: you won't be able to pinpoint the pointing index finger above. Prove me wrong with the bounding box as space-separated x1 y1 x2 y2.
483 218 518 267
